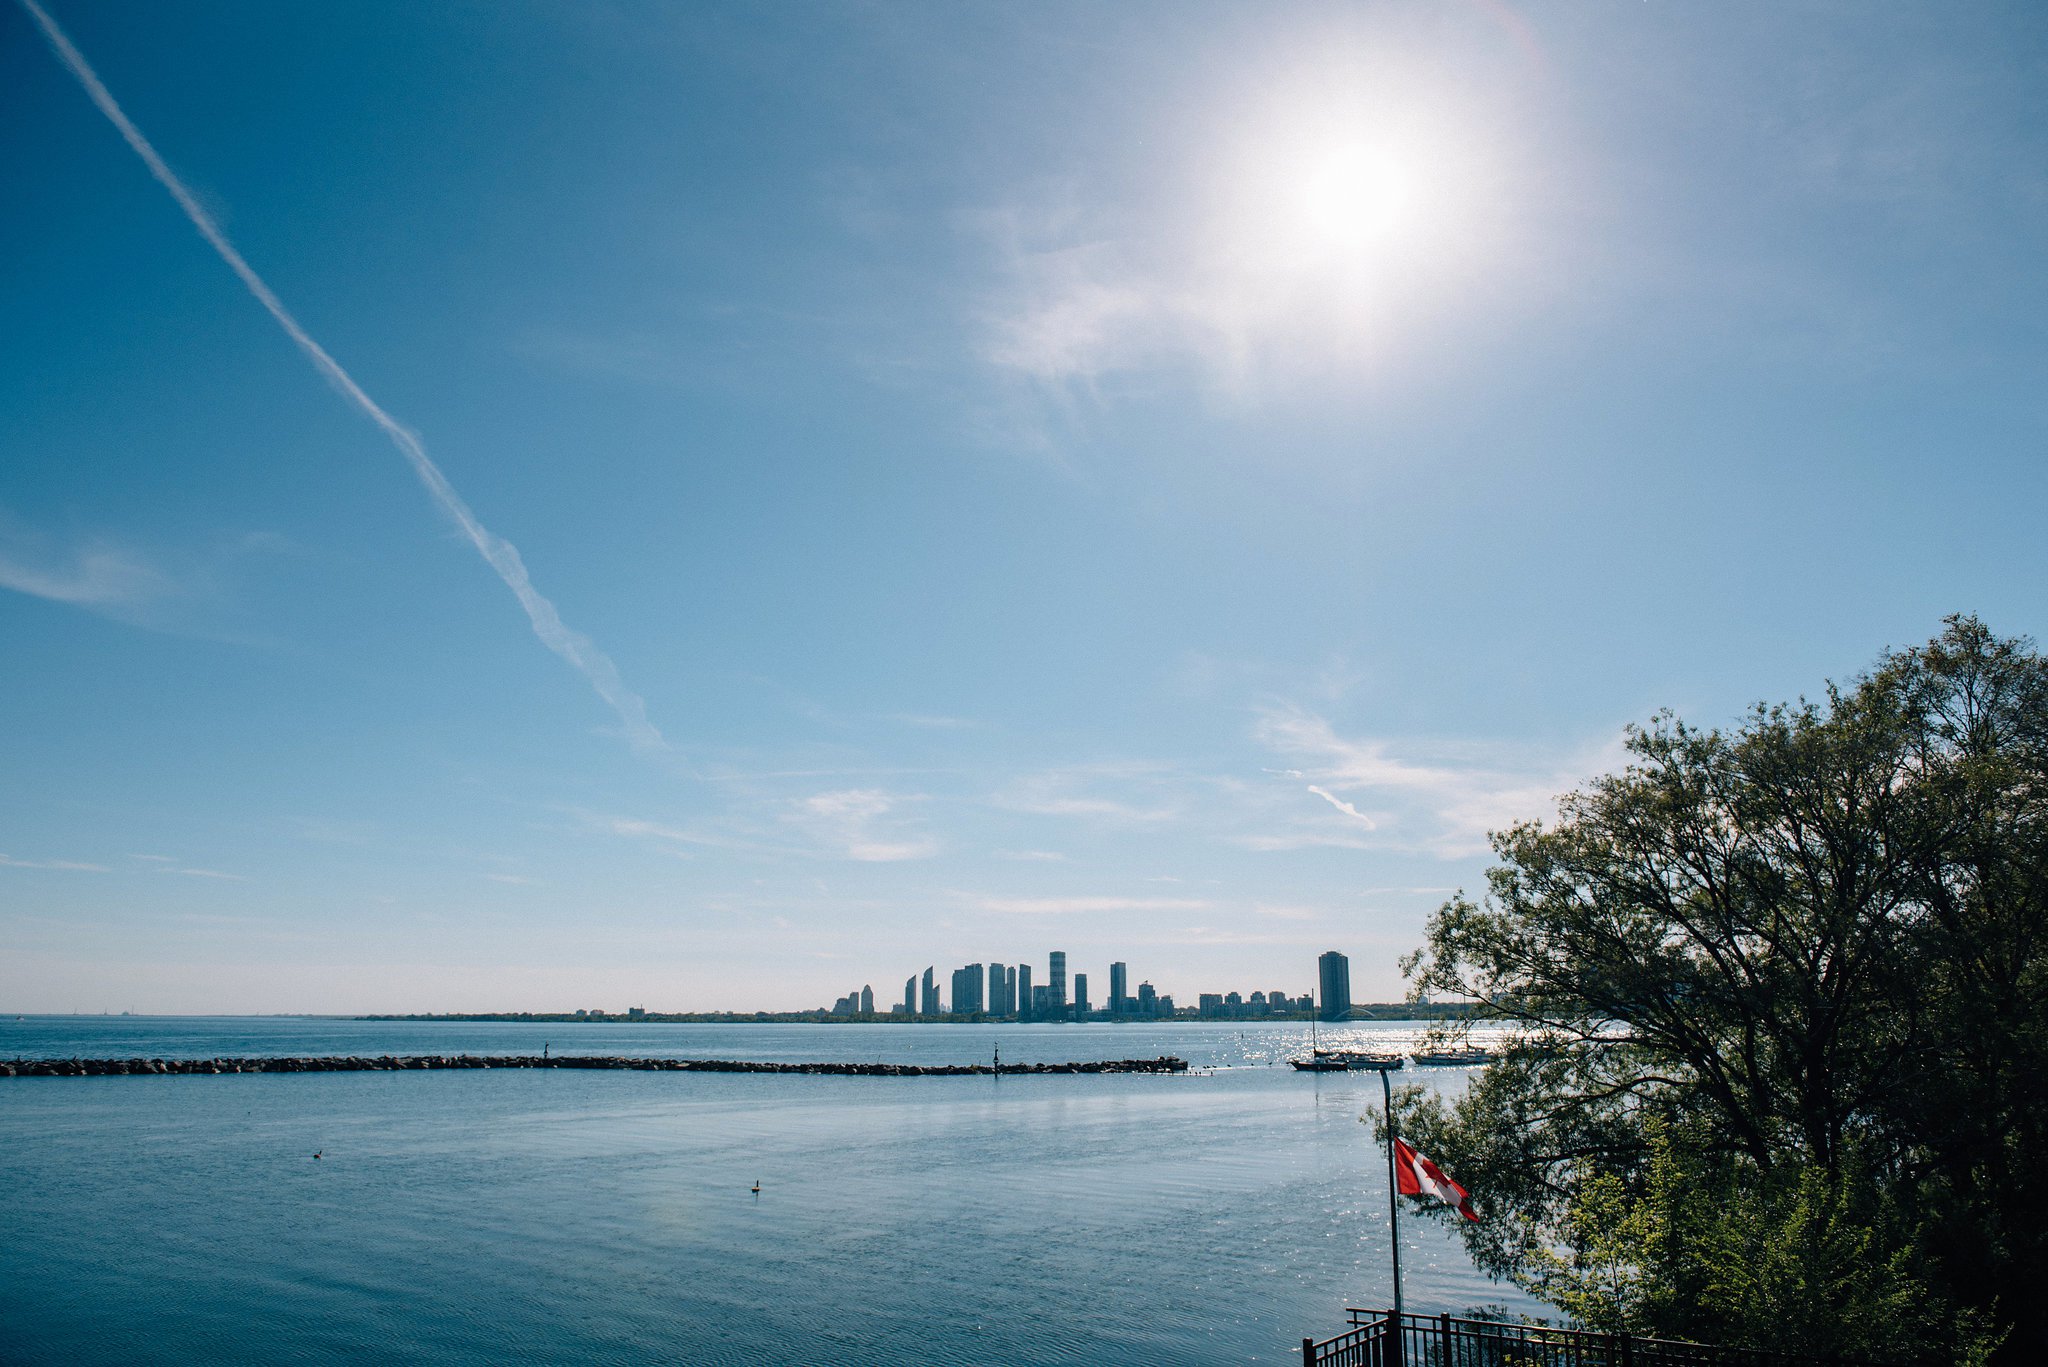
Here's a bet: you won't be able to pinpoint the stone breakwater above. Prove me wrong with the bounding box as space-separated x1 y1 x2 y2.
0 1054 1190 1078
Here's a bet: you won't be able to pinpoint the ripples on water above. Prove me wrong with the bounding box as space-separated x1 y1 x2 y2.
0 1019 1536 1365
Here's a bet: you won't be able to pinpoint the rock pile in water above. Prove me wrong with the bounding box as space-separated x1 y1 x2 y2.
0 1054 1189 1078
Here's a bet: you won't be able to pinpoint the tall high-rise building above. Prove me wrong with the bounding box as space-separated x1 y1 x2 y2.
1137 981 1158 1016
1318 950 1352 1022
987 963 1009 1016
1031 985 1050 1017
903 975 917 1015
1049 951 1068 1009
859 985 874 1014
952 964 984 1015
1004 965 1018 1016
1017 964 1033 1021
1109 962 1128 1015
921 966 939 1016
1073 972 1089 1015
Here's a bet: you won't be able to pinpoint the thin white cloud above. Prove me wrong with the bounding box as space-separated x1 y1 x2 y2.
1306 784 1377 828
164 867 244 881
1253 904 1321 921
971 895 1210 915
786 789 938 863
0 539 167 609
1254 704 1620 858
484 873 533 886
0 853 109 872
996 768 1181 825
995 849 1068 862
1234 831 1373 852
22 0 663 753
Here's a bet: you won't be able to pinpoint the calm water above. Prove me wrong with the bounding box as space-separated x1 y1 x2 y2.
0 1018 1535 1365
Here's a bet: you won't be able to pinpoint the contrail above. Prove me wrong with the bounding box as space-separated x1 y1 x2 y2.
20 0 665 752
1307 784 1376 829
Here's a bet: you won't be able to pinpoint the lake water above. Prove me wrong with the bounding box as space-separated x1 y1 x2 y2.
0 1017 1537 1365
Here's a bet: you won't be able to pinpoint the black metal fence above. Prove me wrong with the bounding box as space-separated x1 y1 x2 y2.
1303 1310 1921 1367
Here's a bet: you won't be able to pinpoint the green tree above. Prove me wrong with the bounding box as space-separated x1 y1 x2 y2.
1397 618 2046 1360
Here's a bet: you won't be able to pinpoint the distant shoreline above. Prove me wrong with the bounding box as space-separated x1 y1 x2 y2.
352 1003 1479 1025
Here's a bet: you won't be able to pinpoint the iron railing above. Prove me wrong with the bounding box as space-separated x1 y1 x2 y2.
1303 1310 1924 1367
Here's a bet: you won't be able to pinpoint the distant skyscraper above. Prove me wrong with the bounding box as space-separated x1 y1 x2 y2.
1073 972 1089 1015
1017 964 1033 1021
1003 965 1018 1016
859 985 874 1015
952 964 984 1015
1049 951 1067 1009
987 963 1005 1016
921 966 939 1016
1318 950 1352 1022
1137 981 1157 1016
903 975 917 1015
1109 962 1128 1014
1031 985 1050 1017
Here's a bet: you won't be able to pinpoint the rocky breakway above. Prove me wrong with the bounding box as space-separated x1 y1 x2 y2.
0 1054 1190 1078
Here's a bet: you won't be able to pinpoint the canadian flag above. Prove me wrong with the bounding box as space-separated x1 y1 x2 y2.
1393 1137 1480 1222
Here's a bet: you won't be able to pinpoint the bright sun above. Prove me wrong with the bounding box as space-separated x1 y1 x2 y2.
1296 142 1413 252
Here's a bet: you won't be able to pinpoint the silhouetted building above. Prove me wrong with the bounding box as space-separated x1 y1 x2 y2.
1004 965 1018 1016
1137 981 1158 1016
1049 951 1068 1010
1073 973 1089 1015
1199 992 1224 1018
921 966 939 1016
1318 950 1351 1022
1109 961 1128 1014
987 962 1006 1016
859 985 874 1014
952 964 984 1015
1031 985 1050 1017
903 975 917 1015
1018 964 1033 1020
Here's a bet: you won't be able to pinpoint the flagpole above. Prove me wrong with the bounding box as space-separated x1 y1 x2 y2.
1382 1066 1403 1321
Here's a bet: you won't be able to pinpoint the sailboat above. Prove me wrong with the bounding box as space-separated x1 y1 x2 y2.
1290 990 1349 1071
1290 988 1405 1071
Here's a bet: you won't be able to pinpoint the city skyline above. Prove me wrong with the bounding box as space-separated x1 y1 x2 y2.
824 948 1352 1020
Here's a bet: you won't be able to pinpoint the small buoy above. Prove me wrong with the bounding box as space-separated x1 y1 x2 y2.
313 1151 323 1160
751 1181 761 1194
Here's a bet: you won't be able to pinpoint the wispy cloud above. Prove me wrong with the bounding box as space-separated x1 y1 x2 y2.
995 849 1067 862
163 866 245 881
1234 831 1373 852
0 853 109 872
1306 784 1376 828
23 0 662 753
970 895 1209 915
786 789 938 863
995 767 1182 825
484 873 533 886
0 537 167 611
1252 904 1321 921
1254 704 1619 857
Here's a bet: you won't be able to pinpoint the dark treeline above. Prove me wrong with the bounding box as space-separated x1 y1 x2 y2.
1395 618 2046 1364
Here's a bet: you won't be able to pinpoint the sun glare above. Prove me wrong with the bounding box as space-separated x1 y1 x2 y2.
1298 143 1412 251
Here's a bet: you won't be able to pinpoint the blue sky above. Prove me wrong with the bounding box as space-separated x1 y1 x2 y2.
4 1 2044 1014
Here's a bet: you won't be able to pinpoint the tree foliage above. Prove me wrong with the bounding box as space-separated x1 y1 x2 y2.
1397 617 2047 1361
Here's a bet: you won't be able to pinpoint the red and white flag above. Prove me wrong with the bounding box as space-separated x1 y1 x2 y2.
1393 1137 1480 1222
